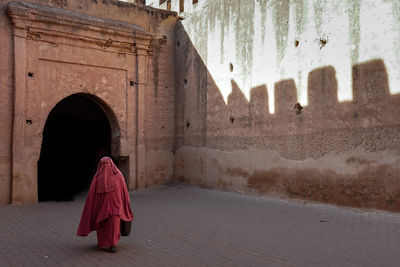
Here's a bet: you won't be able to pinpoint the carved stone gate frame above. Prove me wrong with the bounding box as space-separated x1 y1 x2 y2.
7 1 152 203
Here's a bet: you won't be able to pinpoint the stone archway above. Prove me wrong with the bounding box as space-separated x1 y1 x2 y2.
37 93 119 201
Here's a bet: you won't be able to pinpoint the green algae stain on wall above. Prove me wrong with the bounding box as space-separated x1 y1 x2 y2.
207 0 256 89
188 11 209 64
270 0 289 67
208 1 231 64
294 0 308 39
233 0 255 86
385 0 400 72
313 0 327 37
294 0 308 99
219 1 231 64
347 0 360 65
198 17 209 64
258 0 268 45
201 0 256 83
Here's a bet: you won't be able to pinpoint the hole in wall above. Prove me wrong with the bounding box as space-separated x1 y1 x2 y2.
229 116 235 124
319 38 327 49
295 40 299 47
185 120 190 128
28 72 34 77
26 119 32 125
293 103 303 115
229 63 233 72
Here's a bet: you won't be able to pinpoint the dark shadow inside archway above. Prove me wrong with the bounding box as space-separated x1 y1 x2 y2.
38 94 112 201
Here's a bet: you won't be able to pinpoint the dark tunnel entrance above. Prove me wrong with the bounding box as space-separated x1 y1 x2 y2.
38 94 112 201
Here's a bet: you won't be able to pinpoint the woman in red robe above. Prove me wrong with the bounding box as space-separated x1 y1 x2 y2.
77 157 133 253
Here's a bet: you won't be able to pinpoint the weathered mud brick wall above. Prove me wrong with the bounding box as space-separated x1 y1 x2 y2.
0 0 177 204
174 0 400 212
144 9 177 188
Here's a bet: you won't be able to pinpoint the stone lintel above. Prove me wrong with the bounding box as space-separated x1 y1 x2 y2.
6 1 153 55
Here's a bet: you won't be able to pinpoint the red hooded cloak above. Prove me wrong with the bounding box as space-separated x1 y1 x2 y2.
77 157 133 247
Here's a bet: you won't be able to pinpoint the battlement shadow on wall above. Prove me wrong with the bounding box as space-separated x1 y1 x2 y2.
175 20 400 153
175 20 400 212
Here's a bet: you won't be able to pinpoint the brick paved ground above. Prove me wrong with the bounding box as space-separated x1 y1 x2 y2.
1 184 400 267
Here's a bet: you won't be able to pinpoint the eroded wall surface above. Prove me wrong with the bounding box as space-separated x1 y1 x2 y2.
0 0 177 204
175 0 400 211
144 12 177 188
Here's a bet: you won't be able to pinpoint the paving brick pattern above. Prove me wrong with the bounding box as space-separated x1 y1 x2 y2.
1 184 400 266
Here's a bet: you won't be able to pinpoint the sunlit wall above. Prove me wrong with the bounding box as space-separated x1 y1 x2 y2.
180 0 400 113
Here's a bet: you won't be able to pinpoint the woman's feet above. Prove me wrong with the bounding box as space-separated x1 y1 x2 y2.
109 246 117 253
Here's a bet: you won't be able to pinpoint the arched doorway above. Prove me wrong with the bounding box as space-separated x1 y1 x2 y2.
38 94 117 201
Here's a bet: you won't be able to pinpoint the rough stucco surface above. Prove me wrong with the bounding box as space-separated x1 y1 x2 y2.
145 19 177 187
0 0 177 204
174 0 400 212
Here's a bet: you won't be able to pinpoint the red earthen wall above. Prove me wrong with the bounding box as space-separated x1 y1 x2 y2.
0 0 177 204
174 17 400 212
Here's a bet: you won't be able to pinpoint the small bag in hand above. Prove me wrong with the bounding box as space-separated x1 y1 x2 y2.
120 220 131 236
